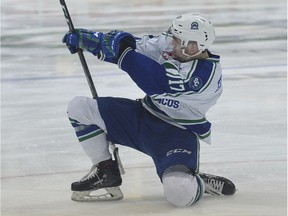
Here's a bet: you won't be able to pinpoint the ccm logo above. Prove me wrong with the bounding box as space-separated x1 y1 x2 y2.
166 149 192 156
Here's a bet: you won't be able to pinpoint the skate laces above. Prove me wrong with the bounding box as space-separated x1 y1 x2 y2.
205 178 225 195
80 165 100 182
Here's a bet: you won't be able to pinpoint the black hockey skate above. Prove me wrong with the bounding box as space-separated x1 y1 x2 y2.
71 159 123 202
199 172 236 196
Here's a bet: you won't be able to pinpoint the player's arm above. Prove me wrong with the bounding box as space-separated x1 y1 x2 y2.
62 29 171 95
62 28 135 64
98 31 175 96
118 47 170 96
102 32 174 96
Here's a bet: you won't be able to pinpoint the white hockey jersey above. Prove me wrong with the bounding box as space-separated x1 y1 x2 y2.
121 33 223 144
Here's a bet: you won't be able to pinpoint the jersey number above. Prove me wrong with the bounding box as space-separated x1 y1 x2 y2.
168 80 185 91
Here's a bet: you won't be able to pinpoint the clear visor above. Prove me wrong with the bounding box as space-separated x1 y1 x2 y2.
182 41 199 56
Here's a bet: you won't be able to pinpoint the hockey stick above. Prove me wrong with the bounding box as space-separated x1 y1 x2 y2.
59 0 125 175
60 0 98 98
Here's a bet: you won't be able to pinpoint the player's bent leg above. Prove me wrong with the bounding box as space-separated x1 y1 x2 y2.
162 165 204 207
67 96 123 201
67 96 111 164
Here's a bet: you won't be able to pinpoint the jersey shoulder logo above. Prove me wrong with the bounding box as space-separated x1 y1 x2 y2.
188 76 203 91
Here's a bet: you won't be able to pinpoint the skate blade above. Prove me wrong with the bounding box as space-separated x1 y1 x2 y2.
71 186 123 202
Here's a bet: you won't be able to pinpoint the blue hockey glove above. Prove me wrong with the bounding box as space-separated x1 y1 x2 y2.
100 30 136 59
62 28 104 55
62 31 77 54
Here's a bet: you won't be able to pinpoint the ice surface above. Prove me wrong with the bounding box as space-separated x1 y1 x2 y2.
1 0 287 215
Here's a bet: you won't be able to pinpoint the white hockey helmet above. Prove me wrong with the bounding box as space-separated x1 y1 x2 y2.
170 13 215 54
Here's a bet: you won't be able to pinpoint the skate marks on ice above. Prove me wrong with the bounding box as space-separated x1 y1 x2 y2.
2 159 286 216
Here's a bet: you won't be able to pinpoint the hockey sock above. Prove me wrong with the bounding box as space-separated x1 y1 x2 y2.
69 118 112 164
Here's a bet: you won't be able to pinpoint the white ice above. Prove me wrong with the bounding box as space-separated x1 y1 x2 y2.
1 0 287 215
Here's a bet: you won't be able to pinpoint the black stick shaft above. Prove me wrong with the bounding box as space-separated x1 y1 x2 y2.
60 0 123 174
60 0 98 98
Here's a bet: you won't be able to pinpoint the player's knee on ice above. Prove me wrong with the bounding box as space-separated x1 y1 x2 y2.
162 165 204 207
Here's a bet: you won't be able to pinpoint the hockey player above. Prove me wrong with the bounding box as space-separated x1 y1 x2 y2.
62 13 235 207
